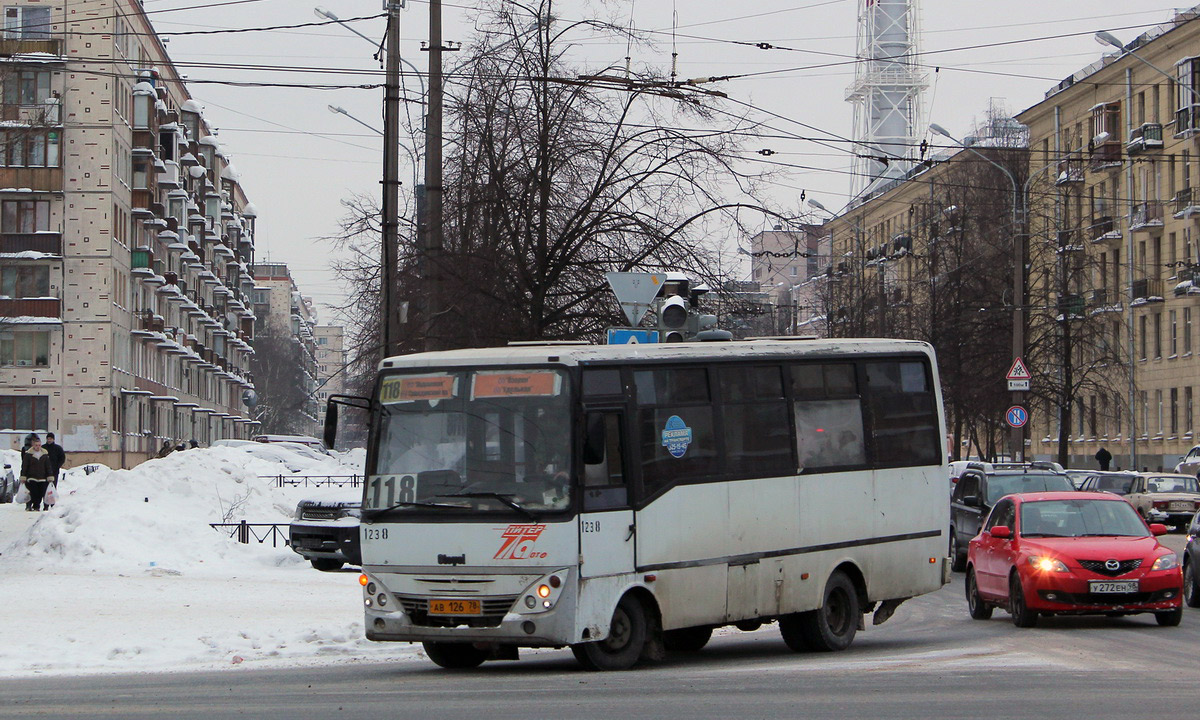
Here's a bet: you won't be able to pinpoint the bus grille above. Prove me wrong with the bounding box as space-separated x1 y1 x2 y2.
300 508 341 520
396 595 518 628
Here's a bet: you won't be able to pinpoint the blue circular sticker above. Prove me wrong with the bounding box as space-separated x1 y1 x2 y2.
661 415 694 458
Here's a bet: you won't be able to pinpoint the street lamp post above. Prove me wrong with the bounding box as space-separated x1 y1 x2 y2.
930 123 1026 461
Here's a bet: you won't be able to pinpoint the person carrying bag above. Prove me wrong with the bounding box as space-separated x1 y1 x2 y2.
20 436 54 512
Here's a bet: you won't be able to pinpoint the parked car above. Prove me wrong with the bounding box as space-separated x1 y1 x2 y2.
1078 472 1137 496
289 488 362 571
1184 511 1200 608
949 463 1075 571
1175 444 1200 477
1063 469 1093 490
1 462 16 504
254 435 330 454
272 441 332 464
965 491 1183 627
211 439 258 449
1123 474 1200 528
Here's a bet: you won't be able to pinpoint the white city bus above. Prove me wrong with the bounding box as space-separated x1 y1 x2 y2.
332 338 949 671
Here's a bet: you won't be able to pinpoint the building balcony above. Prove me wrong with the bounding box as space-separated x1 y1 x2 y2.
1056 229 1083 253
1131 278 1164 305
1090 287 1110 306
1089 141 1122 170
1175 105 1200 139
0 232 61 256
1127 123 1163 154
0 297 60 318
1089 216 1121 245
1174 267 1200 297
0 167 63 192
1173 188 1200 219
0 101 61 125
1130 201 1164 232
1055 156 1084 185
0 38 64 57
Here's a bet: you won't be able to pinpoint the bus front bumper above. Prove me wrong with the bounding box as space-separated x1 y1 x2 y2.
364 603 576 647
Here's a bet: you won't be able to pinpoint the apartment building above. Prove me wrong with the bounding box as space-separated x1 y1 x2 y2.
251 262 319 433
0 1 259 465
745 225 826 334
1017 6 1200 470
314 325 346 407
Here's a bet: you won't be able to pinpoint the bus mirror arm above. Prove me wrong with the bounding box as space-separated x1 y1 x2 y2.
625 523 635 542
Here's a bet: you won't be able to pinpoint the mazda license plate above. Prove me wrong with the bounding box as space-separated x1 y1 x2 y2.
428 598 482 615
1089 580 1138 594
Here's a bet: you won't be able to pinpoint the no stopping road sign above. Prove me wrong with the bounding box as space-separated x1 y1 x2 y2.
1006 405 1028 428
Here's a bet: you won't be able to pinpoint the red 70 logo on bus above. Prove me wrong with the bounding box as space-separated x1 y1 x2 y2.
494 524 548 560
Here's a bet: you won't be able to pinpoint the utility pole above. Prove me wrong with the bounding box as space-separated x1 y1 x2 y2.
421 0 447 351
380 1 403 359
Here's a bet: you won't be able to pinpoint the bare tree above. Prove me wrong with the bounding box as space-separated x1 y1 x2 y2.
249 329 312 435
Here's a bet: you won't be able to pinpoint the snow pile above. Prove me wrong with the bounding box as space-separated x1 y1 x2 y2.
1 445 359 575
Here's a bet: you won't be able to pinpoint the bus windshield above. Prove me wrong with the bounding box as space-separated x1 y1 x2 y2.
367 368 572 515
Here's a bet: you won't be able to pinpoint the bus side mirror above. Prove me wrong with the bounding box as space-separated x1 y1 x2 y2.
323 402 338 450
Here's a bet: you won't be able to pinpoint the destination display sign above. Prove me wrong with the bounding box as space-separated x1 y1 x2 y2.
472 371 561 399
379 374 458 403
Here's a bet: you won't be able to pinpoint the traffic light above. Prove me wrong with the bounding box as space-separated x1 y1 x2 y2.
657 295 688 342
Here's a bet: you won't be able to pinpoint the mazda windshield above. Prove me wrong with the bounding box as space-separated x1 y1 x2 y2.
365 368 572 516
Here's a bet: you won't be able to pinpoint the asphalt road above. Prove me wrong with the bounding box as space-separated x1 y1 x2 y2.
3 536 1197 719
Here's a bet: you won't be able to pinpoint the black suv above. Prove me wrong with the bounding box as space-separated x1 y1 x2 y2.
289 489 362 571
948 462 1075 571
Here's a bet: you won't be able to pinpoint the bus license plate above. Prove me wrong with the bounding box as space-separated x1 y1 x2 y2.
428 599 482 615
1089 580 1138 594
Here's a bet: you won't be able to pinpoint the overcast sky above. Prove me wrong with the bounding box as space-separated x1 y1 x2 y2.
148 0 1187 320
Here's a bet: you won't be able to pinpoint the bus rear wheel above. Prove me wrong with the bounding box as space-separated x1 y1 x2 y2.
663 626 712 652
798 571 860 652
423 642 489 669
571 595 648 671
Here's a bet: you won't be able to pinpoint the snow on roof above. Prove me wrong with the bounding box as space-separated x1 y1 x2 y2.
0 251 60 260
241 203 258 218
199 135 220 147
180 99 203 113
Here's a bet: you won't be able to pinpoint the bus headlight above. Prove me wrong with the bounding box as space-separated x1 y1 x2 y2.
517 570 569 615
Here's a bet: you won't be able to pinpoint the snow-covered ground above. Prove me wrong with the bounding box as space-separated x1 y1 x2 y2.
0 445 426 677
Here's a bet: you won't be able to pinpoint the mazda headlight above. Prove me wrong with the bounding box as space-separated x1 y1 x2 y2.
1027 556 1069 573
1151 553 1179 571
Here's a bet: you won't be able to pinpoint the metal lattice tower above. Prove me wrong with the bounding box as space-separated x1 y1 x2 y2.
846 0 928 199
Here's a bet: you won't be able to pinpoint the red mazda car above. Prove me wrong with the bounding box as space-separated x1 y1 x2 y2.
965 491 1183 627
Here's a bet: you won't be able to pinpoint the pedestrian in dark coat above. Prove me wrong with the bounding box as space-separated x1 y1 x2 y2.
1095 447 1113 471
44 432 66 485
20 437 54 511
156 440 174 459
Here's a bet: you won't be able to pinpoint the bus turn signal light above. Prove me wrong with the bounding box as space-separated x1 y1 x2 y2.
359 574 370 586
537 584 551 598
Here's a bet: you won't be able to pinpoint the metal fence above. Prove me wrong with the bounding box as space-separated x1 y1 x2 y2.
263 474 363 489
210 521 291 548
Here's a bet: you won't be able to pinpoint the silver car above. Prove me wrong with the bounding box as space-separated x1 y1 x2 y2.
1 462 16 503
1175 444 1200 477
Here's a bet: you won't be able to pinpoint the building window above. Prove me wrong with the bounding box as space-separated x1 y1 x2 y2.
1186 308 1194 354
3 7 51 40
1154 313 1162 358
0 329 48 366
0 129 60 168
1187 387 1195 434
1171 310 1178 356
0 265 49 297
0 395 48 431
1 199 50 233
1171 387 1179 436
1139 315 1147 360
2 68 52 106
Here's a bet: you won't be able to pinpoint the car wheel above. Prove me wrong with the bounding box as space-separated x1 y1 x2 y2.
795 570 859 652
423 642 489 669
1008 572 1038 628
949 530 966 573
966 568 993 620
663 626 713 652
1155 606 1183 627
571 594 649 671
1184 560 1200 609
309 558 344 572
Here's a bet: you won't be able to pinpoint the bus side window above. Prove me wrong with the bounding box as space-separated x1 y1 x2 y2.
583 411 628 509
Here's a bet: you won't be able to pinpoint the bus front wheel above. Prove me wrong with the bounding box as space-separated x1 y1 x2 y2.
571 595 648 671
423 642 489 669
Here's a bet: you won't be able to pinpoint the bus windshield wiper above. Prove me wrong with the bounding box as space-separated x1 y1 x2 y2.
441 492 536 520
361 500 467 518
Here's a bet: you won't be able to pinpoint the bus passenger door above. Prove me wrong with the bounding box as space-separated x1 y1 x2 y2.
579 410 635 578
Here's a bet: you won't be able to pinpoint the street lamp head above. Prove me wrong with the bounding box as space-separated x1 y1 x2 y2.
807 198 829 213
327 105 347 115
929 123 954 141
314 6 338 21
1095 31 1124 51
